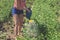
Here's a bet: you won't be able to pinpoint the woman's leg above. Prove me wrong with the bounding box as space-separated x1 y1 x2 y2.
18 14 24 35
13 14 19 37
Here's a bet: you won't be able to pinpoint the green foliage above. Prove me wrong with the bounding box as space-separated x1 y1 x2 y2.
0 0 13 22
23 21 38 37
31 0 60 40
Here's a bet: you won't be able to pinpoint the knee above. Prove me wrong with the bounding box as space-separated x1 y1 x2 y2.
14 22 18 27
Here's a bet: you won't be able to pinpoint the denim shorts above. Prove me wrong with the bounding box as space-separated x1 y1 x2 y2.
12 7 23 15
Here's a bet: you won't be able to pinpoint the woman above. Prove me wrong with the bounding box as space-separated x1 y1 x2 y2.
12 0 30 39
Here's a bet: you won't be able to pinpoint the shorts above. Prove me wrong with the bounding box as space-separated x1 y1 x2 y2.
12 7 23 15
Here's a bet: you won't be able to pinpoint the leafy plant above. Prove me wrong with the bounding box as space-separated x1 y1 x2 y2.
0 0 13 22
31 0 60 40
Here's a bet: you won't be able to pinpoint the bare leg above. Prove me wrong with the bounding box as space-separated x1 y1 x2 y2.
18 14 24 35
13 14 19 37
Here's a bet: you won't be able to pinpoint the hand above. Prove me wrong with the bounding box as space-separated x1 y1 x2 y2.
24 7 30 12
27 9 30 12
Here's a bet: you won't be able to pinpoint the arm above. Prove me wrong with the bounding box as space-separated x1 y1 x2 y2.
23 0 30 12
24 7 30 12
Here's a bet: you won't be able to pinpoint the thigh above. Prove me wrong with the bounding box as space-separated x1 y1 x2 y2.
13 14 19 25
18 14 24 25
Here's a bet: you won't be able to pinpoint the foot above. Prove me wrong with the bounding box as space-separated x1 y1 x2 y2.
7 38 11 40
9 34 17 40
17 32 23 37
6 35 11 40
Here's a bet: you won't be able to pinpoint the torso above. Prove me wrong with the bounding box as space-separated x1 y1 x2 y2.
14 0 26 10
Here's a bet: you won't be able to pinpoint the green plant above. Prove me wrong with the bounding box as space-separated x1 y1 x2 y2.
31 0 60 40
0 0 13 22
